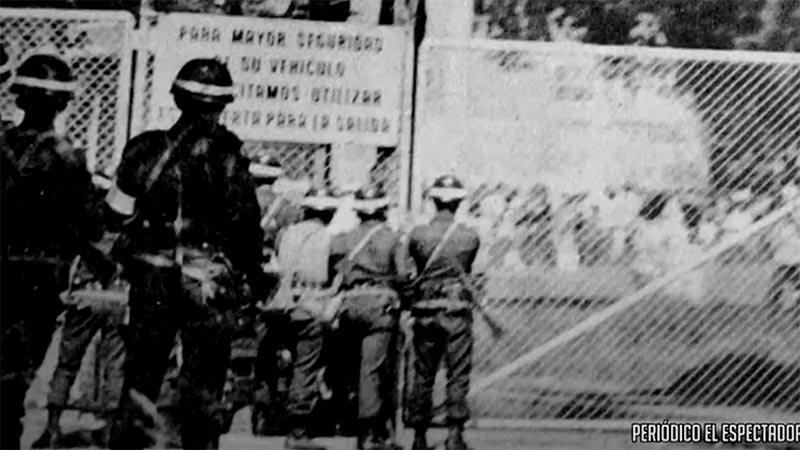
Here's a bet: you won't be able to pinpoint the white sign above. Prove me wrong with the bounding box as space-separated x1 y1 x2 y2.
148 14 407 146
415 40 710 197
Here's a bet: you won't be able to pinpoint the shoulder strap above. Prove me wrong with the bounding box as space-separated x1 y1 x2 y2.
260 193 287 229
422 221 459 273
346 224 384 263
119 130 189 228
143 133 180 195
14 130 57 170
328 224 384 293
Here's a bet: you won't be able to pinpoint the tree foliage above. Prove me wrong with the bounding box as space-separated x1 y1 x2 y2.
477 0 800 52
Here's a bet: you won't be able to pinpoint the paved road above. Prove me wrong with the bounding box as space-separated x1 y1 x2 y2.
22 408 718 450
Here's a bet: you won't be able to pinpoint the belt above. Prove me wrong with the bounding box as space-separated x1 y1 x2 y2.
411 299 472 312
343 282 394 292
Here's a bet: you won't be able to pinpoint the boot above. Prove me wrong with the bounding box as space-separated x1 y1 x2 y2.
357 425 402 450
91 423 112 448
31 429 60 449
285 427 326 450
411 428 432 450
445 424 471 450
32 408 63 449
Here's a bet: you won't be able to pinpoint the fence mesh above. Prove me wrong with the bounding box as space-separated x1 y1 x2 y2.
0 8 134 176
412 41 800 425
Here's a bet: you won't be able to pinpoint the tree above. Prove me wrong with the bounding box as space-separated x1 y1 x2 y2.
476 0 800 52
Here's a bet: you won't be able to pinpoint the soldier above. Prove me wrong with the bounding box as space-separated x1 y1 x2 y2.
222 154 299 437
0 53 111 449
105 58 265 449
248 154 304 436
251 154 303 262
405 175 480 450
32 179 126 449
273 187 339 450
330 187 404 450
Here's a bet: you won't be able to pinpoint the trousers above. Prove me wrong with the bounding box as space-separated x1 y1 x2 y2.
405 309 473 428
0 259 65 449
251 312 293 435
48 304 126 412
108 261 236 450
286 308 326 428
338 289 398 423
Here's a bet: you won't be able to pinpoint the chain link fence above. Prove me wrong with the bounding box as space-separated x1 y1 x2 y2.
0 8 134 176
412 40 800 426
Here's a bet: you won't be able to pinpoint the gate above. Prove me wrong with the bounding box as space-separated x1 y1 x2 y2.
0 8 134 175
413 38 800 426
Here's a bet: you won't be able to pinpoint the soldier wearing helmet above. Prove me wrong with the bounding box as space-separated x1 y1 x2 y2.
105 58 264 450
250 154 304 256
244 153 307 436
0 53 110 449
271 187 339 449
404 175 480 450
221 154 302 437
328 186 405 450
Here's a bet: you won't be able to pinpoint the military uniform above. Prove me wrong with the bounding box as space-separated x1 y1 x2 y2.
331 205 406 450
405 176 480 450
106 60 264 450
0 54 106 450
275 189 339 450
226 155 300 436
34 195 126 449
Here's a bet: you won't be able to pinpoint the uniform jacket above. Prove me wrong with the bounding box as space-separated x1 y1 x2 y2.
108 117 264 293
407 210 480 300
276 218 332 286
330 219 405 289
0 125 101 263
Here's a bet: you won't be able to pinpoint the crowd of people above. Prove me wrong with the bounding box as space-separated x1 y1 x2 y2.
0 45 484 450
461 166 800 305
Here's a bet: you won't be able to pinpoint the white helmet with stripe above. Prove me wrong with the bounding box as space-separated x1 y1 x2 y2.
171 58 235 105
426 174 468 202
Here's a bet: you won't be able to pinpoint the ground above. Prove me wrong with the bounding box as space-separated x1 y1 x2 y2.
22 407 722 450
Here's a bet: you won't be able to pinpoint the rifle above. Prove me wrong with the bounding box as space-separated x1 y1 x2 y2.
447 256 507 340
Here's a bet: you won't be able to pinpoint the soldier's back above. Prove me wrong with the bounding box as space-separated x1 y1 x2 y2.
409 214 481 278
1 127 90 256
278 220 331 284
332 221 399 287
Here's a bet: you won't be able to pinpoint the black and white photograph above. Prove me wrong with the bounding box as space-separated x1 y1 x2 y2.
0 0 799 449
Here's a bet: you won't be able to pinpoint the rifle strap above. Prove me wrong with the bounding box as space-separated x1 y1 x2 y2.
5 130 57 173
347 224 384 262
260 193 287 229
422 221 459 274
331 224 384 291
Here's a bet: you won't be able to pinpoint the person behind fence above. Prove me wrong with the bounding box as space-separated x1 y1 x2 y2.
104 58 266 449
767 181 800 309
329 186 405 450
0 53 115 450
271 187 339 450
405 175 480 450
32 177 127 449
